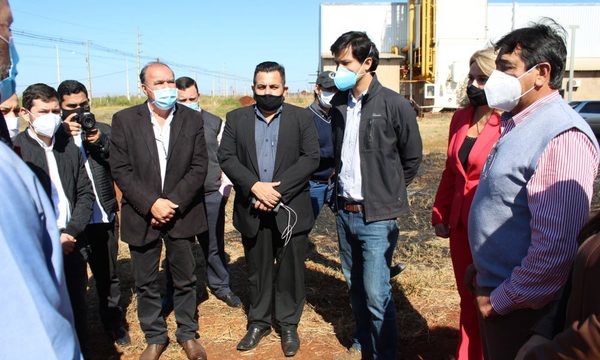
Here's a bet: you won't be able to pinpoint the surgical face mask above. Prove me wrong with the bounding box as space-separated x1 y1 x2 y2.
181 101 200 111
318 90 336 109
4 112 18 139
0 38 19 103
30 112 62 138
466 84 487 107
151 87 177 110
484 66 538 112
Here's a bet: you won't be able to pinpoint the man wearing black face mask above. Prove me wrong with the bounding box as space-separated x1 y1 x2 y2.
218 61 319 357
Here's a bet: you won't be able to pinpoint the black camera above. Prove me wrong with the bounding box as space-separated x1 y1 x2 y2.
63 106 96 131
73 111 96 131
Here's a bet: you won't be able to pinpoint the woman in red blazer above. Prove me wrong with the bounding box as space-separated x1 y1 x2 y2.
432 48 501 360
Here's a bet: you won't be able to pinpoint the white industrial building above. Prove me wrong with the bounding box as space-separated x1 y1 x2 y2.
320 1 600 111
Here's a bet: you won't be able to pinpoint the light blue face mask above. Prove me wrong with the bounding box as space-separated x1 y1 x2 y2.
0 38 19 103
152 87 177 110
181 101 200 111
333 66 358 91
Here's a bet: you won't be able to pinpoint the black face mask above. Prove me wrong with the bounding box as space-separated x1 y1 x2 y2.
254 94 284 112
467 84 487 107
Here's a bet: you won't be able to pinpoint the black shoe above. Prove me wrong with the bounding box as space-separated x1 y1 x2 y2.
215 291 242 308
237 325 271 351
108 325 131 346
390 263 406 278
281 328 300 357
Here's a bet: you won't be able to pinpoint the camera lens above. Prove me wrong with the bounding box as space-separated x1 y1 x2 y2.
80 112 96 131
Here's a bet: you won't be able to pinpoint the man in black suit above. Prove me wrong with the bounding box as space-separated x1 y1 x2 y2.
218 61 319 357
110 62 208 360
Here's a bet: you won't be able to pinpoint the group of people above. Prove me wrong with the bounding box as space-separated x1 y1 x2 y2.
432 18 600 360
1 0 599 358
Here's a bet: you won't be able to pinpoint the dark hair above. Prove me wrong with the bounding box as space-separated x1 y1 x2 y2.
494 18 567 89
253 61 285 85
330 31 379 72
22 83 59 110
57 80 88 102
139 61 173 85
176 76 198 92
578 211 600 245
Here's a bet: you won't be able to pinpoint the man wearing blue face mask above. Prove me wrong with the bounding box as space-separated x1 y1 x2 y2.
307 70 336 218
159 76 241 310
329 31 422 360
110 62 209 360
14 83 95 356
467 19 599 360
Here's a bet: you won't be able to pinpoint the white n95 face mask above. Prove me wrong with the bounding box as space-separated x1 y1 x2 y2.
484 66 537 112
32 113 62 138
318 90 336 109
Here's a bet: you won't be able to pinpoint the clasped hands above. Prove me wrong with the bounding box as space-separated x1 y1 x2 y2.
150 198 179 228
251 181 281 212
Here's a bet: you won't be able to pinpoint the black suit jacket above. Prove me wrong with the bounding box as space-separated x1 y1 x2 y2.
218 103 319 238
110 102 208 246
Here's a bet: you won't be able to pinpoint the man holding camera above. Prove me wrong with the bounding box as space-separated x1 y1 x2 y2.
58 80 130 346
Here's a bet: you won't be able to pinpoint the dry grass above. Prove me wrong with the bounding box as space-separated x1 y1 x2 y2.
83 109 461 360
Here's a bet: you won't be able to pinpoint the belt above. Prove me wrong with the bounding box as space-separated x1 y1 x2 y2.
338 197 363 213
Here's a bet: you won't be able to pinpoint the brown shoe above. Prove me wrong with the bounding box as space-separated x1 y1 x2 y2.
140 343 168 360
179 338 207 360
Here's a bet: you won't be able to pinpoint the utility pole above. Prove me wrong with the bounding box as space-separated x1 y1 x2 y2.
86 40 92 104
567 25 578 103
126 58 131 101
55 45 60 85
136 29 141 98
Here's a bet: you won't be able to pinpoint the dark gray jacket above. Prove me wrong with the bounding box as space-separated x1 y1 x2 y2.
14 128 94 238
82 122 117 218
201 110 223 193
330 74 423 222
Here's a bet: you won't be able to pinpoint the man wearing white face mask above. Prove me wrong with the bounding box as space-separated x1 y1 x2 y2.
110 62 209 360
466 19 600 360
14 83 95 355
307 70 337 218
0 93 19 139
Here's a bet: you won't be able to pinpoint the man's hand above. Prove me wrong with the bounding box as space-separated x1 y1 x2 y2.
60 233 77 255
150 198 178 224
474 288 498 320
253 199 275 212
62 113 82 136
150 217 164 228
84 127 101 143
434 223 450 238
251 181 281 208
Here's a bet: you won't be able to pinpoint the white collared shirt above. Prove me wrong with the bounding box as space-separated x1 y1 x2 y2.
28 128 71 230
73 134 111 224
338 91 365 201
148 103 175 190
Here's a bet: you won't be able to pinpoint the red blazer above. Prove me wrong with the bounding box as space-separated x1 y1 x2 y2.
432 106 501 229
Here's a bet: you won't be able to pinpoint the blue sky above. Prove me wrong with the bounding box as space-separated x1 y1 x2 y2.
10 0 598 97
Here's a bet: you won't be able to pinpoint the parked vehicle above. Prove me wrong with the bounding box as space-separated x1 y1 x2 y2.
570 101 600 137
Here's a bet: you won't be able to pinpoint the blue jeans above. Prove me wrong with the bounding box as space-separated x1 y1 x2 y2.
309 180 332 218
336 209 399 360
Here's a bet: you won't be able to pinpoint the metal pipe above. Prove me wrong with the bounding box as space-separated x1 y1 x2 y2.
568 25 578 102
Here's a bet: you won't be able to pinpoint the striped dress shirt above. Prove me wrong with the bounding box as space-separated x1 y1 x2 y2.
490 91 599 314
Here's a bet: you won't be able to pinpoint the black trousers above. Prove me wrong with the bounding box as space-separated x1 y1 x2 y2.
198 191 231 297
86 222 123 331
64 241 89 352
129 235 197 344
242 216 307 331
164 191 232 301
